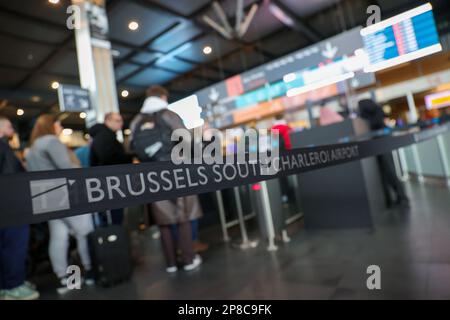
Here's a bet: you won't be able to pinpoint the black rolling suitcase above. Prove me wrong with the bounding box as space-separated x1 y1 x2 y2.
88 212 133 287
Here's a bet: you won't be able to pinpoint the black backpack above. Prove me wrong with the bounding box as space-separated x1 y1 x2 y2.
131 111 174 162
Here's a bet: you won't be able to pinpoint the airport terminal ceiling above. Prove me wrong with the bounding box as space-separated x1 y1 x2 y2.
0 0 450 133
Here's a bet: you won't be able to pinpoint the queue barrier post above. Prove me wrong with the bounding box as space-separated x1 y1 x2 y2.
232 187 259 250
436 135 450 188
392 150 403 181
411 144 425 183
215 190 231 242
398 147 410 181
260 181 278 251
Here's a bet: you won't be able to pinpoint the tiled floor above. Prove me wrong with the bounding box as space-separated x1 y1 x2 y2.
34 181 450 299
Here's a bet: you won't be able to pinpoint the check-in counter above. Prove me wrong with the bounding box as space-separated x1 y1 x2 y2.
400 128 450 184
290 118 385 230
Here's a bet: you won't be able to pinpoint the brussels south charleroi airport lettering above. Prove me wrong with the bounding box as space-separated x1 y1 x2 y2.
83 129 359 204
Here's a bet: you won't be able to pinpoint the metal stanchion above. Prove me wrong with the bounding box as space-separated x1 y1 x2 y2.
232 187 258 250
411 144 425 183
398 147 409 181
436 135 450 188
260 181 278 251
225 212 256 228
281 230 291 243
392 150 403 180
215 190 230 242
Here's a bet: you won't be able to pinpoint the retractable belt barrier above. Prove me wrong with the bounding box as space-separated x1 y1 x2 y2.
0 123 449 228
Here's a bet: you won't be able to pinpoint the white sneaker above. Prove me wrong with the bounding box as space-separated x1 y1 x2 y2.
166 266 177 273
56 277 72 295
183 255 202 271
152 231 161 240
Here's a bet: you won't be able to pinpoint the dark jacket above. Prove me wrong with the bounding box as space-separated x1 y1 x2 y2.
358 99 386 131
0 138 24 175
89 124 133 166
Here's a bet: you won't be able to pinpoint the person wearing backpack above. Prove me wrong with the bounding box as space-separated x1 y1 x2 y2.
130 85 203 273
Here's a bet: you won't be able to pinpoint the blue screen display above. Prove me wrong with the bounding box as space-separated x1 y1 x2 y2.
362 8 440 67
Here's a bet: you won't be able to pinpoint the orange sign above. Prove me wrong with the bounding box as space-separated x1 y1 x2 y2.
233 98 284 124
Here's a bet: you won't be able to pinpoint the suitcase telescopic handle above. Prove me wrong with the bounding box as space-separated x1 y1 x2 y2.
93 210 113 228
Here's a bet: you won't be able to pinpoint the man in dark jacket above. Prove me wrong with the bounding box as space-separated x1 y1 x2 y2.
89 112 133 225
0 116 39 300
358 99 410 209
89 112 133 166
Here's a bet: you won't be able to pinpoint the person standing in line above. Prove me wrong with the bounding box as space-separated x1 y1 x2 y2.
319 101 344 126
130 85 202 273
25 114 95 294
271 113 293 205
74 137 92 168
271 113 293 151
358 99 410 209
0 116 40 300
89 112 133 225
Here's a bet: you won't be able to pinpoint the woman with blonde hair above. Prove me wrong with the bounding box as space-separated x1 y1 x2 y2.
26 114 95 294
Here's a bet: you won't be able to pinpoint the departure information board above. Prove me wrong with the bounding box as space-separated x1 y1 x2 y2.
361 3 441 72
195 27 374 128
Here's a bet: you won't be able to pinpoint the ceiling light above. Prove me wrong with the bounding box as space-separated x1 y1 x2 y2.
79 112 87 119
17 109 24 116
128 21 139 31
62 128 73 136
51 81 59 90
121 90 129 98
203 46 212 55
48 0 60 4
30 96 41 103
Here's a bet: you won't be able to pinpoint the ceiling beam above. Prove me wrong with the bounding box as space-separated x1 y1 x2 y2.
12 35 74 90
0 5 67 31
114 21 182 68
117 31 208 84
130 0 186 18
269 0 322 43
0 30 59 47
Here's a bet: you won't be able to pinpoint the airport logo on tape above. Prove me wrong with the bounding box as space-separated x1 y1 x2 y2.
30 178 76 214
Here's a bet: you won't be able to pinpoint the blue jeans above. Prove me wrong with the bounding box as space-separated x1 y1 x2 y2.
190 220 199 241
0 225 29 290
171 220 199 241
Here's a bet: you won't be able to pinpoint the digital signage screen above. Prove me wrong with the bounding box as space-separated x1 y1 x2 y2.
361 3 441 73
425 91 450 110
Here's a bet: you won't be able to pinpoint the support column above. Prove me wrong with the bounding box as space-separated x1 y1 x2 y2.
406 91 418 124
72 0 119 127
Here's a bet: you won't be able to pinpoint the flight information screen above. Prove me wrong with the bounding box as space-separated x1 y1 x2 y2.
361 3 441 73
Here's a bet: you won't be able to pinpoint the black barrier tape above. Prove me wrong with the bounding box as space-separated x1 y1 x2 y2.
0 123 449 228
